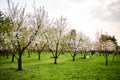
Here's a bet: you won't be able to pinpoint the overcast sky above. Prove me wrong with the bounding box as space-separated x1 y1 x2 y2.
0 0 120 45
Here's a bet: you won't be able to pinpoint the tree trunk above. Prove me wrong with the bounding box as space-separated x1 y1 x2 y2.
99 53 102 56
112 54 115 62
54 43 59 64
3 52 5 57
105 53 108 65
84 52 86 59
54 57 57 64
112 52 117 62
6 52 8 59
54 49 58 64
72 53 76 61
11 54 15 62
38 52 40 60
73 56 75 61
18 52 22 70
28 51 30 57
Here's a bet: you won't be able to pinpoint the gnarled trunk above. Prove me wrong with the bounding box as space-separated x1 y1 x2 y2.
18 52 22 70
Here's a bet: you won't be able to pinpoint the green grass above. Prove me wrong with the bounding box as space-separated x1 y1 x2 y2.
0 52 120 80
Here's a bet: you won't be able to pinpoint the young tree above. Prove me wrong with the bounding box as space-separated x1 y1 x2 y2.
45 16 68 64
94 31 102 51
81 35 92 59
99 34 116 65
67 29 83 61
69 29 77 61
0 11 7 56
99 34 109 65
108 36 118 61
32 4 49 60
35 36 46 60
0 11 14 59
5 0 48 70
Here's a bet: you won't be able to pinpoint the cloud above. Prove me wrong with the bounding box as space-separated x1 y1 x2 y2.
91 0 120 23
68 0 86 3
107 0 120 22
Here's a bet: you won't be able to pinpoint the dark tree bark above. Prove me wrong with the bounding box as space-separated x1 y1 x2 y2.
11 54 15 62
28 51 30 58
36 44 45 60
72 55 75 61
99 53 102 56
18 52 22 70
54 43 59 64
54 57 57 64
72 52 76 61
18 58 22 70
112 52 117 62
38 52 41 60
105 53 108 65
6 51 9 59
83 51 86 59
112 46 119 62
112 54 115 62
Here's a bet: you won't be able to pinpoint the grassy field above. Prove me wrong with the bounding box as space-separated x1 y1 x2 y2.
0 52 120 80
